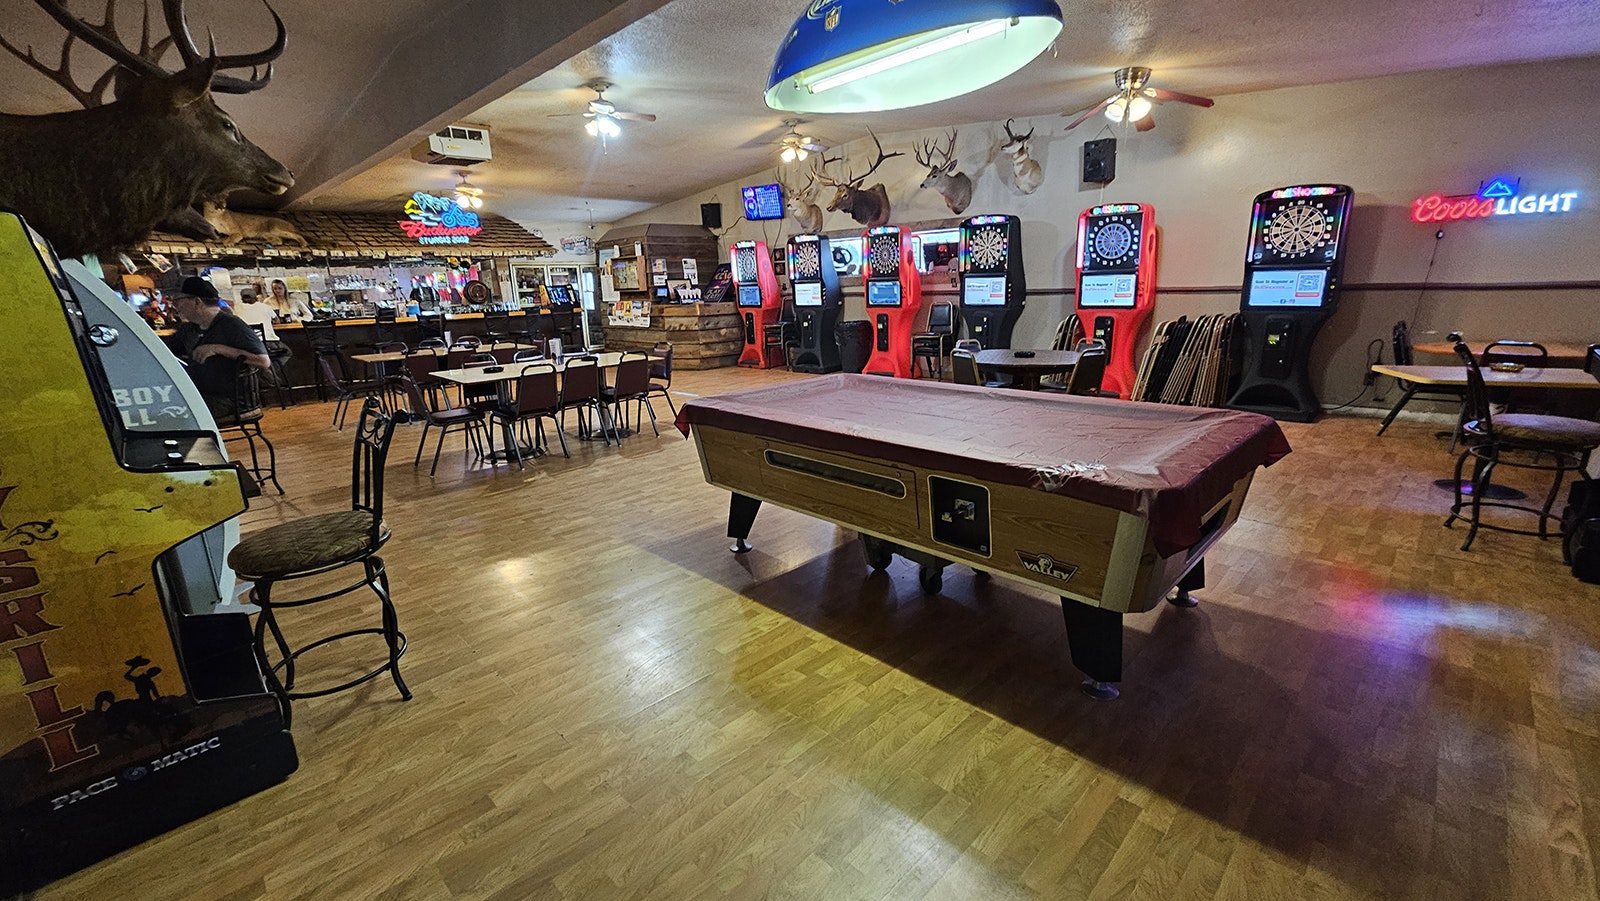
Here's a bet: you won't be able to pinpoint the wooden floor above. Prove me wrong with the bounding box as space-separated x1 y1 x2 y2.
39 367 1600 900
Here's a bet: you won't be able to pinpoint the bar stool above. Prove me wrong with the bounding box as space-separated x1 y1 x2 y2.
226 399 408 727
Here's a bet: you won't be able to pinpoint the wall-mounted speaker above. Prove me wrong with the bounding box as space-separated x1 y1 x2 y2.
701 202 722 230
1083 138 1117 184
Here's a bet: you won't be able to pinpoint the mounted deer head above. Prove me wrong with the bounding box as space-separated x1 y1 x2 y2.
914 128 973 215
1000 118 1043 196
815 129 903 228
0 0 293 258
776 167 823 234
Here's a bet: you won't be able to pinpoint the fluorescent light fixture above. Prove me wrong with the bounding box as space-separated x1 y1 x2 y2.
766 0 1063 114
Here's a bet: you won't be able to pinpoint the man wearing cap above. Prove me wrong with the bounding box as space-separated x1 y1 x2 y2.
170 275 271 418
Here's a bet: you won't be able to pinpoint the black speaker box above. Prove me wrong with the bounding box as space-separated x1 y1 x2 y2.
701 202 722 230
1083 138 1117 184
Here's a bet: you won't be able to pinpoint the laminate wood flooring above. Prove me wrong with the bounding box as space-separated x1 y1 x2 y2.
36 369 1600 900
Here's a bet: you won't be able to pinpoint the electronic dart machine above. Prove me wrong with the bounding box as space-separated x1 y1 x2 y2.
1225 184 1354 422
861 225 923 378
1075 203 1158 399
732 239 783 368
787 233 843 373
0 213 296 896
958 214 1025 349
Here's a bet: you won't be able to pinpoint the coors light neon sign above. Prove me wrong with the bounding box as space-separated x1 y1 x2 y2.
1411 177 1578 223
398 192 484 245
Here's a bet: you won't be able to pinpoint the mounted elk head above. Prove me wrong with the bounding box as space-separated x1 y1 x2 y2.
776 167 824 234
914 129 972 215
0 0 293 258
815 129 903 228
1000 118 1043 195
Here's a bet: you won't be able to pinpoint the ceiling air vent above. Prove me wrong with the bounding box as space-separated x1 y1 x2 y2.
411 125 492 166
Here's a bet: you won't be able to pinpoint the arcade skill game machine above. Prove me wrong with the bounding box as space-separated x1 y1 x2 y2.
1225 184 1354 422
861 225 923 378
787 233 843 373
0 213 296 895
958 214 1025 349
733 239 783 368
1075 203 1158 398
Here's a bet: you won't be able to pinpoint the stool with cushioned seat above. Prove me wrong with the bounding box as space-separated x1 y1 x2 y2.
227 398 409 726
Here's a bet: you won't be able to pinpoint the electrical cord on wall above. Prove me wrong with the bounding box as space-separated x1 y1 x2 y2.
1407 229 1446 331
1323 337 1387 413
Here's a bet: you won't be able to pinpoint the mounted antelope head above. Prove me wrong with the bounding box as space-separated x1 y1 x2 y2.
815 129 903 228
914 128 973 215
776 168 824 234
1000 118 1044 196
0 0 293 258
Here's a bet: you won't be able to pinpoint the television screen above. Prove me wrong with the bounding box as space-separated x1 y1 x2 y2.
1078 273 1137 309
1246 269 1328 308
866 281 902 307
741 183 785 221
546 284 573 305
962 275 1007 307
737 284 764 307
794 282 823 307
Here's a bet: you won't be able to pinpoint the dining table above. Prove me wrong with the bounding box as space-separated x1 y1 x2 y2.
1410 340 1595 367
973 348 1080 391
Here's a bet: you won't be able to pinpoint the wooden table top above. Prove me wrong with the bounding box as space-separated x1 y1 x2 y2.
433 352 658 386
1411 340 1595 364
349 343 532 365
1370 363 1600 389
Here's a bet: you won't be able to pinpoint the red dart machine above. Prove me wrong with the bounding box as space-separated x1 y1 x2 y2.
861 226 923 378
733 240 783 368
1075 203 1159 399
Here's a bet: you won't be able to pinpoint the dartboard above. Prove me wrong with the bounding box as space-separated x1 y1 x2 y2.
1264 204 1331 257
1083 214 1141 270
791 242 822 280
968 225 1007 270
734 245 759 280
869 233 900 275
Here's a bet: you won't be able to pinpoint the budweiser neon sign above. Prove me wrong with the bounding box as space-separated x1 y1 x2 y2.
1411 177 1578 223
398 192 483 245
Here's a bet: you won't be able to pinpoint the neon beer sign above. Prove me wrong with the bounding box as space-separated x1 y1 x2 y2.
398 192 484 245
1412 177 1578 223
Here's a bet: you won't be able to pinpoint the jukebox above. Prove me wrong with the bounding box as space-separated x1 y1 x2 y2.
957 214 1025 349
732 239 784 369
861 226 923 379
0 213 295 895
786 233 843 374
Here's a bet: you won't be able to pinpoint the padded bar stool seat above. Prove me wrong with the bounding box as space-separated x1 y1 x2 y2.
227 399 408 727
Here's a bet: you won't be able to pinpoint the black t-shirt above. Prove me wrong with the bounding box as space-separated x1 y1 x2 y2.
176 312 267 400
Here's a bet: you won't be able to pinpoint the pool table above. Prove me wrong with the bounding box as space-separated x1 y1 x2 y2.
676 375 1291 699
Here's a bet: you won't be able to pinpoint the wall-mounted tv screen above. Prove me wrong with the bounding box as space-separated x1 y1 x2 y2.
741 183 785 221
866 281 902 307
737 284 764 307
546 284 574 305
1078 273 1137 309
1245 269 1328 308
793 282 823 307
962 275 1007 306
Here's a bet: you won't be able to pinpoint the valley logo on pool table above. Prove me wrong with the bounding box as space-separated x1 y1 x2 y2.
1017 551 1078 584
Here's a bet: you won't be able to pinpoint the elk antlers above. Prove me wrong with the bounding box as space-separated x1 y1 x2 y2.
1 0 286 107
814 129 902 188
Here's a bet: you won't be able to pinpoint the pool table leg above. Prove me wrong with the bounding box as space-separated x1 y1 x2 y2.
1170 559 1204 608
728 492 761 553
1060 600 1122 700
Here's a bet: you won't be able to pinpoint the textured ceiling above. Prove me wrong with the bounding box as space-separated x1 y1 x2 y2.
4 0 1600 228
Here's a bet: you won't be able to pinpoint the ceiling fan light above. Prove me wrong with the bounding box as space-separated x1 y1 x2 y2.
1127 95 1153 121
780 145 798 163
599 115 621 138
1104 97 1127 122
766 0 1063 113
585 119 600 137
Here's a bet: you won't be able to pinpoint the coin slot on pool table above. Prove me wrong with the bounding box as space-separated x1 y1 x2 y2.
763 449 907 498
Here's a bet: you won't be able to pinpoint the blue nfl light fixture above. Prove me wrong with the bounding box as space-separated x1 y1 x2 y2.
766 0 1063 114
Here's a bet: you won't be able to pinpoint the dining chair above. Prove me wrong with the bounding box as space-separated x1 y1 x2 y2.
1483 339 1551 413
602 351 658 437
1376 320 1469 441
647 342 677 417
1064 343 1110 396
227 398 408 729
491 362 567 466
1444 338 1600 551
215 359 282 496
557 357 616 445
317 354 379 430
1050 314 1084 351
951 348 982 386
247 322 294 409
416 337 447 351
401 375 485 476
910 301 957 381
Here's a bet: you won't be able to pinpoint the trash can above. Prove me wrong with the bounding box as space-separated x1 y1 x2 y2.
835 320 873 374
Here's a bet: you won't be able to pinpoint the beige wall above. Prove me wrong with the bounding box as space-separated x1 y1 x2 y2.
620 55 1600 409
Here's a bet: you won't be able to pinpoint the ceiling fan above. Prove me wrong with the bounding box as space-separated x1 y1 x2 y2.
1064 67 1214 132
778 119 828 163
552 80 657 140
